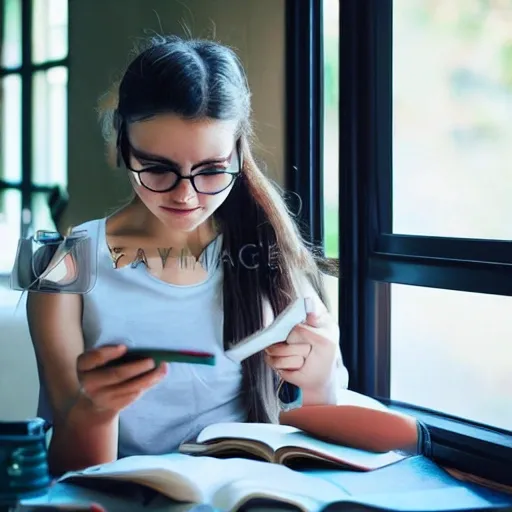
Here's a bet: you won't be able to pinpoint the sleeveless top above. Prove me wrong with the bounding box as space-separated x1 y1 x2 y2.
36 218 247 458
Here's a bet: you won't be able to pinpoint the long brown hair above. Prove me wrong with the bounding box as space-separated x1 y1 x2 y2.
217 137 329 423
99 35 330 423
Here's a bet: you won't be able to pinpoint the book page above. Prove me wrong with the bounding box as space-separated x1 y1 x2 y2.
59 454 204 502
57 453 347 506
196 423 406 471
279 431 407 470
210 463 348 511
60 454 290 503
196 421 299 445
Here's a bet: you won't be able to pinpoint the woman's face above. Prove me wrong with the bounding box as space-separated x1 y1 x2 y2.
126 114 240 233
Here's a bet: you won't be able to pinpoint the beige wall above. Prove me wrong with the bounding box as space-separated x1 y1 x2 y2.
66 0 286 227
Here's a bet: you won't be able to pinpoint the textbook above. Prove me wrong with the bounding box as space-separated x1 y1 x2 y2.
54 416 409 511
178 422 408 471
178 391 421 466
27 455 512 512
56 453 351 511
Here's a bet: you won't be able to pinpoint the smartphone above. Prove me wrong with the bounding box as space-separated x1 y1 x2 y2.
104 348 216 368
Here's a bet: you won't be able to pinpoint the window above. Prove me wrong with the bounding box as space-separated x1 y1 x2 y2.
390 285 512 431
391 0 512 433
286 0 329 254
393 1 512 240
285 0 340 321
289 0 512 483
322 0 339 259
0 0 68 274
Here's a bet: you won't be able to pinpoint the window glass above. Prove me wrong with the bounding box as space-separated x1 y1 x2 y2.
1 0 22 68
393 1 512 239
0 189 21 273
1 74 22 183
32 190 57 233
322 0 339 258
32 0 68 63
391 283 512 431
32 66 68 186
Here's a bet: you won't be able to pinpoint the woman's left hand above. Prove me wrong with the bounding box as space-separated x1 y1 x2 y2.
264 297 346 405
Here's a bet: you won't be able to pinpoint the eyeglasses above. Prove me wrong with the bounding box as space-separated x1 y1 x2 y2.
124 140 242 195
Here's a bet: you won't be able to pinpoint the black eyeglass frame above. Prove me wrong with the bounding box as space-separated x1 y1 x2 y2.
117 125 243 196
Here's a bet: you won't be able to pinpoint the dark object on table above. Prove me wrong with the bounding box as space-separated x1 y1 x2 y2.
0 419 51 511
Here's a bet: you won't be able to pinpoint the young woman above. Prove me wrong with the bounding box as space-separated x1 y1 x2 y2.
27 35 348 475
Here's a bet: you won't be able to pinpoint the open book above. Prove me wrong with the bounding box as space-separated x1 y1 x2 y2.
179 422 407 471
27 455 512 512
56 453 350 511
179 391 421 469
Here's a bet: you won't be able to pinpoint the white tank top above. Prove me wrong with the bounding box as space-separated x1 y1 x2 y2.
37 218 246 457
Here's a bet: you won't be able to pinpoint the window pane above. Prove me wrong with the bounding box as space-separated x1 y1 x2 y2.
391 284 512 431
32 66 67 186
322 0 339 258
0 188 21 273
1 0 21 68
32 190 56 232
1 74 21 182
393 1 512 239
32 0 68 63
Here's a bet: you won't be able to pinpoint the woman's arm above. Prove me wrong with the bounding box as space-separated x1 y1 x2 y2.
266 268 348 405
27 292 119 475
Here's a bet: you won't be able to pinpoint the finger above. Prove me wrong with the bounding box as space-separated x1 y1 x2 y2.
264 342 287 354
81 357 158 394
266 354 305 371
265 342 311 358
91 366 166 410
101 362 167 397
304 310 331 328
77 344 127 372
285 325 306 344
288 317 334 345
304 296 330 328
277 369 302 383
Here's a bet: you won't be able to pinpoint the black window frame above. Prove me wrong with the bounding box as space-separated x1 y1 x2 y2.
285 0 324 249
0 0 69 240
285 0 512 486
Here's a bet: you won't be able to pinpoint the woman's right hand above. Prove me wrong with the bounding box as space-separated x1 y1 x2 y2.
75 344 167 416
